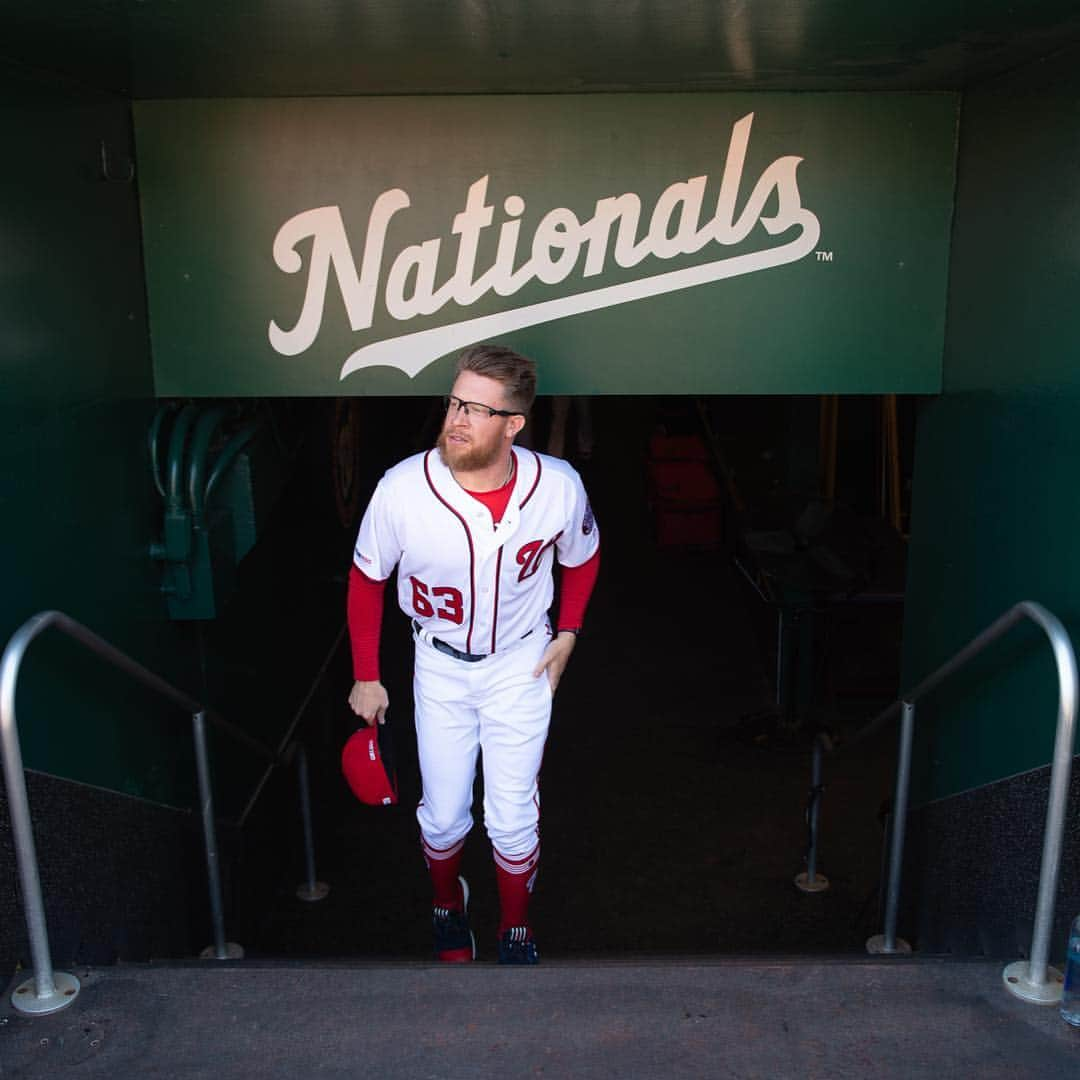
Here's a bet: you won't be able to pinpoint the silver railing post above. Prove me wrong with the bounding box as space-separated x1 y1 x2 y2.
868 701 914 955
1003 602 1077 1003
807 739 822 882
1 616 81 1014
795 736 829 893
295 744 329 902
192 709 238 960
1028 701 1076 982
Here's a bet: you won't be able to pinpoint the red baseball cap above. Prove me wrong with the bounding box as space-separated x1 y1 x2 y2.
341 723 398 806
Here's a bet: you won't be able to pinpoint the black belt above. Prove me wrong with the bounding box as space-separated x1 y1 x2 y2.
412 621 487 662
412 621 533 663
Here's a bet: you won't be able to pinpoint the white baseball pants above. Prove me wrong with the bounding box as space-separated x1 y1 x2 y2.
413 625 552 861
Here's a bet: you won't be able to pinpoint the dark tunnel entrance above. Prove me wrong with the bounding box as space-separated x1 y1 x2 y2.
200 392 916 959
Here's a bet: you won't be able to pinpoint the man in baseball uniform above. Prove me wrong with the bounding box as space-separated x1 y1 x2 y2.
347 344 600 964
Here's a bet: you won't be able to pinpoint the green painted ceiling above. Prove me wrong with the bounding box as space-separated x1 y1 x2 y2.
5 1 1080 98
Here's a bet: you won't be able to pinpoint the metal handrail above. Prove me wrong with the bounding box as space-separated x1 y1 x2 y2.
798 600 1077 1006
0 609 328 1015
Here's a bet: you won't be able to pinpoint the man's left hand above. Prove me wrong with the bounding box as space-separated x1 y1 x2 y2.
533 631 577 694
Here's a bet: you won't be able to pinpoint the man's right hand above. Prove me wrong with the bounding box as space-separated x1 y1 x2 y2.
349 680 389 726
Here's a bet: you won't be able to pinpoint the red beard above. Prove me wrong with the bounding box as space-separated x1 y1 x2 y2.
437 430 502 473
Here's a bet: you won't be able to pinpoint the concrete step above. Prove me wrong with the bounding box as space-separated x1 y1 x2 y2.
3 956 1076 1077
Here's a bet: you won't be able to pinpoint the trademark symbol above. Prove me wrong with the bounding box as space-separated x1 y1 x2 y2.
816 251 834 263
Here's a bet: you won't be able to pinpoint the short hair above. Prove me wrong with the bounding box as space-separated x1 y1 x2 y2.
455 344 537 413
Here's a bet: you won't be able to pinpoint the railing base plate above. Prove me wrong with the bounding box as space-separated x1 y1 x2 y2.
296 881 330 902
10 971 80 1015
1002 960 1064 1004
794 872 830 893
866 934 912 955
199 942 245 960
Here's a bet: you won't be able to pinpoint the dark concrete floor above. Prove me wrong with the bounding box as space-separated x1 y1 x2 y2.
2 958 1077 1078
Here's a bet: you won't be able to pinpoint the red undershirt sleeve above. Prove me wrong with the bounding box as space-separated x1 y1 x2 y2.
348 565 387 682
557 547 600 632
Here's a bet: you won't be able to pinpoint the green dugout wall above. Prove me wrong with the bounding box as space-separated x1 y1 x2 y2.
0 69 198 807
904 46 1080 804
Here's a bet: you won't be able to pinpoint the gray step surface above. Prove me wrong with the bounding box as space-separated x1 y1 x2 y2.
2 956 1077 1078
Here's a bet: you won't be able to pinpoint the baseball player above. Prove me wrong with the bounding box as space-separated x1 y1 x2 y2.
346 343 600 964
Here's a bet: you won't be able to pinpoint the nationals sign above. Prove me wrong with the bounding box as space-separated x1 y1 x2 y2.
135 94 957 396
270 113 820 381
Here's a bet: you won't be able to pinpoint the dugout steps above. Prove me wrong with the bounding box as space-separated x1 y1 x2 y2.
3 956 1076 1078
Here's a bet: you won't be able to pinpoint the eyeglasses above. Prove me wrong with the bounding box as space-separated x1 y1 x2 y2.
443 394 524 420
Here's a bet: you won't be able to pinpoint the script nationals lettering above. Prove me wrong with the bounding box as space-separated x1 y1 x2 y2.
268 113 821 380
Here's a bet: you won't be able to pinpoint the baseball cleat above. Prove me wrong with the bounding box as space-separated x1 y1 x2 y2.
497 926 539 965
433 876 476 962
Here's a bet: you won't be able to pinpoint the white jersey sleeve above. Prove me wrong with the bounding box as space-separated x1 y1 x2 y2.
554 464 600 569
353 474 403 582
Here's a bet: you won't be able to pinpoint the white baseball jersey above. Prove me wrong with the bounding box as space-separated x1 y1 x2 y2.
354 446 598 653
